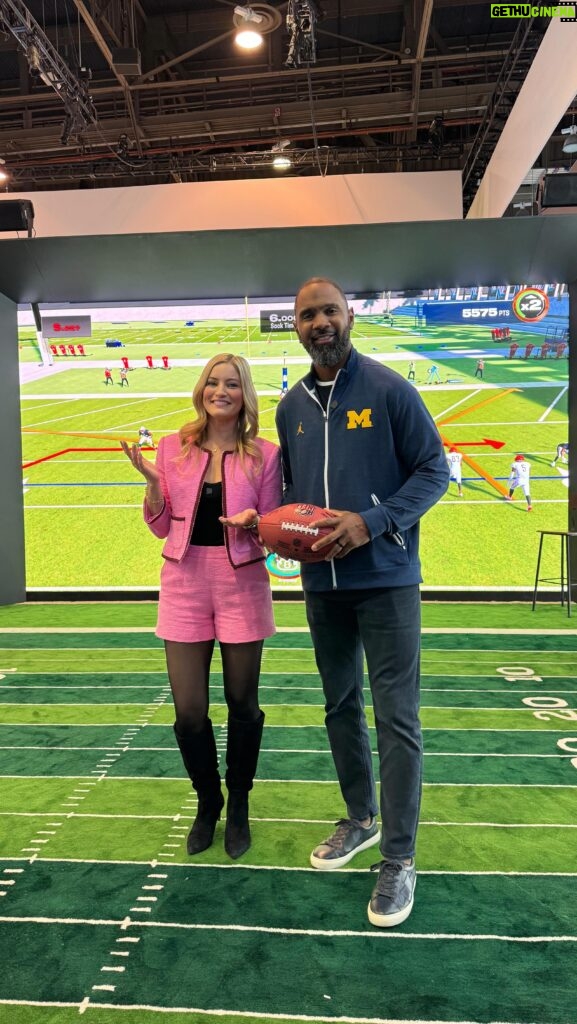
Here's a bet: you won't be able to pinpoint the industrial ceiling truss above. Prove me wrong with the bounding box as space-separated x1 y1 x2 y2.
0 0 571 207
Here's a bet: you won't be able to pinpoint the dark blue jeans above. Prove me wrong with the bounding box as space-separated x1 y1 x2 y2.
304 584 422 861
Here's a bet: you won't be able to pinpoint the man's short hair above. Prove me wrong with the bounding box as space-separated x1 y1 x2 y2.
294 277 350 312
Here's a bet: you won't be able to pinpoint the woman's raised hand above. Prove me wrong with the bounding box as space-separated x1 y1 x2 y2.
120 441 160 486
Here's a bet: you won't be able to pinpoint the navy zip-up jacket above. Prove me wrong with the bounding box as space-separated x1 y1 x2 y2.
275 347 449 591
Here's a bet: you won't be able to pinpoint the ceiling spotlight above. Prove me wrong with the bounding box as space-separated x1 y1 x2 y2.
234 6 265 49
561 124 577 154
60 115 73 146
427 115 444 157
27 42 41 72
0 158 8 183
271 138 291 168
117 133 131 158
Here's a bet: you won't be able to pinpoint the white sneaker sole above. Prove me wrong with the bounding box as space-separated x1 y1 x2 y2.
367 893 414 928
310 828 381 870
368 897 414 929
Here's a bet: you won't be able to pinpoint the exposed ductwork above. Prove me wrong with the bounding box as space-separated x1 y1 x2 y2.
0 0 571 213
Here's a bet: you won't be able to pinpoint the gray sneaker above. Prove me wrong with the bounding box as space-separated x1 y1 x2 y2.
367 859 416 927
310 817 381 870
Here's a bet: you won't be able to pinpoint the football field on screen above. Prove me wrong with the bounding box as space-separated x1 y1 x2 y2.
19 317 569 590
0 601 576 1024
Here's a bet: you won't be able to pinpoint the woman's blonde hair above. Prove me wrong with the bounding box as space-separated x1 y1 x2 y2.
179 353 262 469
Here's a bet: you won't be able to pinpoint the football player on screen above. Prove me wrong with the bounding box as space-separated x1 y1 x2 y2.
446 447 464 497
506 454 532 511
551 443 569 468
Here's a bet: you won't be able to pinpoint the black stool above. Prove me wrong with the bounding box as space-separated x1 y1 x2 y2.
532 530 577 617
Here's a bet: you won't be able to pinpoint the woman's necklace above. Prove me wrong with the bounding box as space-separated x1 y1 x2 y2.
207 441 233 454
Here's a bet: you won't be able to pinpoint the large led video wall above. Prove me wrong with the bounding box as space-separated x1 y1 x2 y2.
18 283 569 592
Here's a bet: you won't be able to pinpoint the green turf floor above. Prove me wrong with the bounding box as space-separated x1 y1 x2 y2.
2 599 577 629
0 602 576 1024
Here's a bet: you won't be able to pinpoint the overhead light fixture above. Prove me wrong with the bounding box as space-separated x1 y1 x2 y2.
272 139 292 169
60 115 73 146
427 115 444 157
110 48 142 77
27 42 42 72
0 158 8 183
561 124 577 154
234 6 265 49
512 201 533 216
286 0 319 68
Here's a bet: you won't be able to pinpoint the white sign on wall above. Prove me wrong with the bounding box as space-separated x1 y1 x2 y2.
41 315 92 338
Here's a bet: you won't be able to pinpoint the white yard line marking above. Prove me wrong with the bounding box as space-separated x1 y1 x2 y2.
0 913 574 943
0 701 574 711
539 384 568 422
2 684 576 694
2 774 577 786
2 811 577 828
1 626 577 635
0 1000 569 1024
1 856 574 876
3 738 571 753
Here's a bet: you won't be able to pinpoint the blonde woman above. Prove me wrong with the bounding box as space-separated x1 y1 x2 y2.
122 354 282 859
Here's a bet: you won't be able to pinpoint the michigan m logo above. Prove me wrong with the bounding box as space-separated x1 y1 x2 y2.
346 408 373 430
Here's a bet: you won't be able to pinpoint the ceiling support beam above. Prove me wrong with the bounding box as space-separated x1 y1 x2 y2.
409 0 434 139
139 30 236 83
72 0 144 155
468 20 577 218
316 27 401 59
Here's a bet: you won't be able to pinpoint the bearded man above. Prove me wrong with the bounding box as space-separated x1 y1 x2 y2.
275 277 449 927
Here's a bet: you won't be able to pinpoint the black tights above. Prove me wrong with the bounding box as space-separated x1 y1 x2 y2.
165 639 264 735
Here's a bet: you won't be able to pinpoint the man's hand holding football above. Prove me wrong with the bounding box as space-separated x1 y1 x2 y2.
310 510 370 559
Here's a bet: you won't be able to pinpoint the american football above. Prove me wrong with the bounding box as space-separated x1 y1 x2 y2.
258 503 337 563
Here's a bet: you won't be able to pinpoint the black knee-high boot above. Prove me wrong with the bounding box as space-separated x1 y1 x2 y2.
174 719 224 855
224 711 265 859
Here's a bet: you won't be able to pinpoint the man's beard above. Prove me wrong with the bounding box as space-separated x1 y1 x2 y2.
301 326 351 367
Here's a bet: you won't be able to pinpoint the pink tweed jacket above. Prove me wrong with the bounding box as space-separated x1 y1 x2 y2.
143 432 282 569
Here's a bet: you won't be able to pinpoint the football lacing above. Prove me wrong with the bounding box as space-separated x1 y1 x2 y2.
280 521 320 536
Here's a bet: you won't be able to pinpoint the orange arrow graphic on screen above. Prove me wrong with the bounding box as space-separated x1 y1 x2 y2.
438 388 520 497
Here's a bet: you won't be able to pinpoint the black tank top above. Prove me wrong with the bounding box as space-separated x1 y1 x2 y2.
189 481 224 546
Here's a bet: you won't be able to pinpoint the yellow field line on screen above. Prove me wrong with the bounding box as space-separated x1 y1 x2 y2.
22 429 136 442
438 387 520 426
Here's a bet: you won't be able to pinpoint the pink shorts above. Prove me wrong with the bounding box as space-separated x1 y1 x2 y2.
156 545 275 644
